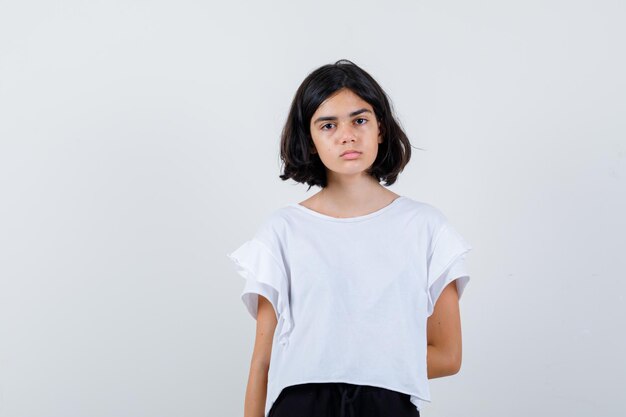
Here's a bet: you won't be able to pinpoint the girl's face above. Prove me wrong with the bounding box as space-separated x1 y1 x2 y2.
309 88 382 180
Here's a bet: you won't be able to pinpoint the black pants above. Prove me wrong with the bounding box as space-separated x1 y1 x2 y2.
268 382 420 417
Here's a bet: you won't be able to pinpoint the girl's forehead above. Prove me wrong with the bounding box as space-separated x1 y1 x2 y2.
314 89 373 114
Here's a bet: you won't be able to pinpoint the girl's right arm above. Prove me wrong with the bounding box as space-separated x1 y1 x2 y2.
244 295 277 417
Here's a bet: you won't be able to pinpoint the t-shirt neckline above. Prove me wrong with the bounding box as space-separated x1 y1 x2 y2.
289 196 405 222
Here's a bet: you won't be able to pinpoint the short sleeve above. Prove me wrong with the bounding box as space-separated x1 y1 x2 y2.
426 221 473 317
227 237 293 347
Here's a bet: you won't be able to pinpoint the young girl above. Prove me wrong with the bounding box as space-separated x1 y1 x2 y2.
227 59 473 417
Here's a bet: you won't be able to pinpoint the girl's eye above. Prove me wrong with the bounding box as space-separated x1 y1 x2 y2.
355 118 367 125
321 123 335 130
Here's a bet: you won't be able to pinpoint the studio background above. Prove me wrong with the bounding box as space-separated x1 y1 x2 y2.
0 1 624 416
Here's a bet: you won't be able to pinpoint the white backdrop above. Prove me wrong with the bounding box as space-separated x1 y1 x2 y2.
1 1 624 416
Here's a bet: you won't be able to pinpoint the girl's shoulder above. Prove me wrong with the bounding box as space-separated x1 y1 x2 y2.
393 195 450 227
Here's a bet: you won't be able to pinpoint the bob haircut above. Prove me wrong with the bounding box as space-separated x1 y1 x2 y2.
279 59 412 190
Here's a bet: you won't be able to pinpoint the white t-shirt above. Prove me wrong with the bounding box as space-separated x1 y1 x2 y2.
227 195 473 417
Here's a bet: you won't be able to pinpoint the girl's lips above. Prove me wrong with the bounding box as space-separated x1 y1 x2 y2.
341 152 362 159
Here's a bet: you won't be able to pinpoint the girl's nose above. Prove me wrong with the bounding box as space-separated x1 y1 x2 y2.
337 122 357 141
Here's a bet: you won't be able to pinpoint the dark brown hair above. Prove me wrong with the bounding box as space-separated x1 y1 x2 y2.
279 59 413 190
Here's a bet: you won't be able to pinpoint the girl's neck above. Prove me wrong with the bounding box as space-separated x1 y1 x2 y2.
301 180 400 218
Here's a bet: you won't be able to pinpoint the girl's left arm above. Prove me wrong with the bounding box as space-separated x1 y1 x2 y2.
426 280 463 379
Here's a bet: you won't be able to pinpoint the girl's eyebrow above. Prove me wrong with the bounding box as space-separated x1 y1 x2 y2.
313 108 372 124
